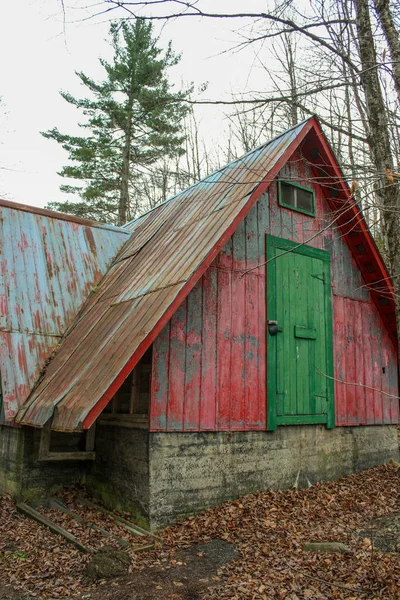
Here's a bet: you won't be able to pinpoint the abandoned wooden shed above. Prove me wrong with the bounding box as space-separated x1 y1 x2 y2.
0 116 398 530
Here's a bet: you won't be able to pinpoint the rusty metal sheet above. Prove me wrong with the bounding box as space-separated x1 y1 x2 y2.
17 120 314 430
0 201 129 423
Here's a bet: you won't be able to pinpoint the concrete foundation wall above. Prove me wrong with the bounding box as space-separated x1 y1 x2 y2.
87 425 150 530
0 425 24 496
1 424 398 533
148 425 399 530
0 425 87 500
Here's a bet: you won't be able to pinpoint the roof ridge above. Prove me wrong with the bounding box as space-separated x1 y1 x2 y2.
0 198 130 234
123 117 312 229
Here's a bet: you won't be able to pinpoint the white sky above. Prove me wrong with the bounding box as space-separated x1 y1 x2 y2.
0 0 270 209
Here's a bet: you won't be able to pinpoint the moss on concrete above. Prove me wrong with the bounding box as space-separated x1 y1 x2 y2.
87 478 149 531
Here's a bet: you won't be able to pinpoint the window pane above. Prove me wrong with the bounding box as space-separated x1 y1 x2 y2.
296 187 313 212
281 182 295 207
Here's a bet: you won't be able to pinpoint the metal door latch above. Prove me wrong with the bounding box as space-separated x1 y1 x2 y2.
268 320 282 336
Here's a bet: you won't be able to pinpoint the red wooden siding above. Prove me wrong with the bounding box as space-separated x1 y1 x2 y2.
150 193 268 432
150 148 398 432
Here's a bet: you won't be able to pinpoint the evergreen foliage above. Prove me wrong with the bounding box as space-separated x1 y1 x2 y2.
42 20 189 225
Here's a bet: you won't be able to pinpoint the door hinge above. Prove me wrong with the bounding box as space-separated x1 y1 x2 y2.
311 272 326 284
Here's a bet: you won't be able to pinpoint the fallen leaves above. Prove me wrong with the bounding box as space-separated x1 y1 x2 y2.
0 463 399 599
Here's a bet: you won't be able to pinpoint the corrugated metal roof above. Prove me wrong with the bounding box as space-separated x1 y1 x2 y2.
0 201 129 423
17 119 313 431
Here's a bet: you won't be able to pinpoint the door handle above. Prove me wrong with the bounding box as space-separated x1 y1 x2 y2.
268 320 282 336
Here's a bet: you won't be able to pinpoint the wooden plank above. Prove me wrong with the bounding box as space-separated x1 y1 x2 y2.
268 180 282 238
323 253 335 429
344 299 358 425
309 259 319 416
129 366 140 415
200 267 217 430
230 221 246 429
276 248 290 416
216 239 232 430
363 303 375 424
131 543 156 552
266 239 278 430
295 252 310 416
183 280 203 430
77 498 160 539
166 300 187 431
354 300 366 424
150 322 170 431
39 451 96 462
280 205 293 240
277 414 327 425
333 295 347 425
39 420 52 460
85 422 96 452
17 503 90 553
291 209 303 244
244 203 261 429
45 498 129 549
381 335 392 424
98 414 148 429
294 326 317 340
371 310 384 424
257 195 268 429
388 334 399 423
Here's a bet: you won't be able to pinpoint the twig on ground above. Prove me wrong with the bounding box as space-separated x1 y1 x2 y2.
283 560 373 595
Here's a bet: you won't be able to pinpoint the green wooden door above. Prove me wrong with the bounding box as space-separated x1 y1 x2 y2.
267 235 334 430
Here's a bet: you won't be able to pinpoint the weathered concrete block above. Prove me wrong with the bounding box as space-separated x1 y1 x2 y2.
0 425 24 496
0 425 86 500
147 425 399 530
1 423 398 534
86 424 150 530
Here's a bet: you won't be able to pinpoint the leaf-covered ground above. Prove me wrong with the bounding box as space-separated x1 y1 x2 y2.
1 463 399 599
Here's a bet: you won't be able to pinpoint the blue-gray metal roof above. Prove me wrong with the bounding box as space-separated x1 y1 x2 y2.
0 200 129 424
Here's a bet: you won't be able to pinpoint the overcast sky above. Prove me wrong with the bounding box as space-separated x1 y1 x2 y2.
0 0 272 209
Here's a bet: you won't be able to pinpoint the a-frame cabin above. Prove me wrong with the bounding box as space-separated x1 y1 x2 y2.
1 117 398 530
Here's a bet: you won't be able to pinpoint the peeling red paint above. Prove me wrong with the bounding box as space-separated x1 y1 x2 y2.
150 145 398 432
17 342 28 377
0 293 7 316
0 200 129 424
14 117 398 432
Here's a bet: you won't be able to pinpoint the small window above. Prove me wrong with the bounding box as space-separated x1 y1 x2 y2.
279 180 315 216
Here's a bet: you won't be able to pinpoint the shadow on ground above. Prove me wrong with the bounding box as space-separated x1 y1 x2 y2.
89 539 238 600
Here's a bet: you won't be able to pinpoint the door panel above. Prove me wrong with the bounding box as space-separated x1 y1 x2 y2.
267 236 334 430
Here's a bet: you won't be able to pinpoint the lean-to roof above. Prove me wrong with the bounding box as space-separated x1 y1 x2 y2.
0 200 129 423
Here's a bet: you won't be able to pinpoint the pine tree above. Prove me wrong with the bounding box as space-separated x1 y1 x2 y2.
43 20 189 225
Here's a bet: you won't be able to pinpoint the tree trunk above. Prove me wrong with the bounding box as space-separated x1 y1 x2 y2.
353 0 400 338
119 131 131 226
372 0 400 103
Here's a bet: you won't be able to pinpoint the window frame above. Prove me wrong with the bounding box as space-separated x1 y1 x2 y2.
278 179 316 217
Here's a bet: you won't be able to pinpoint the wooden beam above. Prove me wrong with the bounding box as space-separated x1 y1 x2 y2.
39 451 96 462
16 503 90 553
38 420 52 460
97 414 148 429
38 418 96 461
45 498 129 549
77 497 160 539
85 422 96 452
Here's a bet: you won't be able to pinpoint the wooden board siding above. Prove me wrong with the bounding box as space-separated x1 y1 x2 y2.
150 150 398 432
150 194 269 432
333 297 398 425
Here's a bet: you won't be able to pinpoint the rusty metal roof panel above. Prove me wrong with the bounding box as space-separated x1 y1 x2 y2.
0 201 129 423
17 120 312 430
